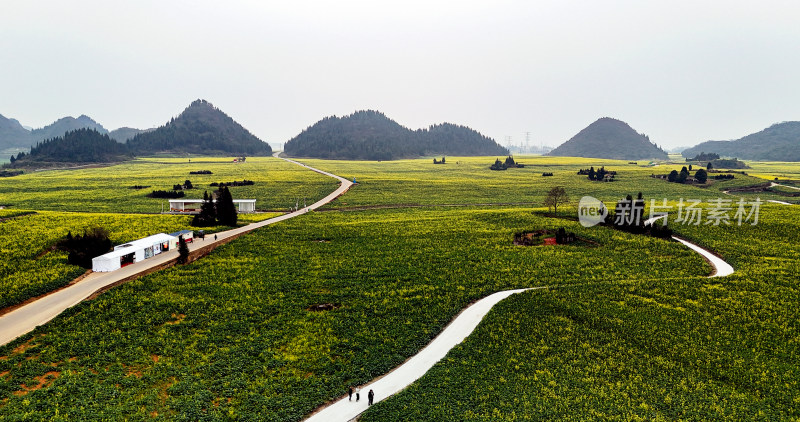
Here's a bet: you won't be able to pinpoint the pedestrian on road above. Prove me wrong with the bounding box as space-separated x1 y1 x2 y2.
348 386 353 401
214 234 217 241
355 387 360 402
368 389 374 406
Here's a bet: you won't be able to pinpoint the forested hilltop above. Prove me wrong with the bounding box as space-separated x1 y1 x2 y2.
127 100 272 156
9 128 131 165
284 110 508 160
681 121 800 161
548 117 669 160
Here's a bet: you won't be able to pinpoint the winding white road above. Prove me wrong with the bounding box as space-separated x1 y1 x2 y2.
304 234 734 421
0 153 352 347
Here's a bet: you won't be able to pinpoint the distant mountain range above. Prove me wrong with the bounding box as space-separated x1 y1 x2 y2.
5 100 270 164
548 117 669 160
0 114 110 154
284 110 508 160
681 121 800 161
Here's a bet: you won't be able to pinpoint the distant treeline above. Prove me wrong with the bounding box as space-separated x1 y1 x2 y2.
148 190 185 199
8 128 131 164
210 180 255 187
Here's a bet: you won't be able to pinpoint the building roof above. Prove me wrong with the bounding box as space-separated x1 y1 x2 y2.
96 233 176 261
168 199 256 203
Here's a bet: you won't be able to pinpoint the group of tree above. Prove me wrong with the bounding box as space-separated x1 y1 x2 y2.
490 156 524 170
56 227 112 269
191 187 238 227
173 180 194 190
432 156 446 164
210 180 255 187
687 152 720 162
284 110 508 160
666 166 708 184
189 170 213 175
6 128 132 165
578 166 616 181
148 190 185 199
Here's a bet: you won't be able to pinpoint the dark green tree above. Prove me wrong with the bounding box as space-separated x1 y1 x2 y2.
56 226 112 269
707 162 713 170
177 235 189 264
192 191 217 227
678 167 689 183
695 168 708 183
668 170 678 182
216 186 238 226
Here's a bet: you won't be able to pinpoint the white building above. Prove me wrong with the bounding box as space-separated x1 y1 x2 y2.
167 199 257 213
91 233 179 272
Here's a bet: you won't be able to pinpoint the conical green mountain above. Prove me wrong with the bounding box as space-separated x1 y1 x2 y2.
127 100 271 156
548 117 668 160
284 110 508 160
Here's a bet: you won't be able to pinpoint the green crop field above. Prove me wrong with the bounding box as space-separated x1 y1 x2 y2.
0 155 798 420
294 156 768 210
0 157 334 213
0 211 225 310
361 205 800 421
0 206 710 420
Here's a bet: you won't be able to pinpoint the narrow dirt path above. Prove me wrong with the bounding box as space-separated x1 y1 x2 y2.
0 154 352 347
304 237 734 422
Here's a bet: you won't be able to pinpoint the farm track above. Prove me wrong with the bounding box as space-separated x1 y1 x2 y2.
304 234 734 422
0 153 353 347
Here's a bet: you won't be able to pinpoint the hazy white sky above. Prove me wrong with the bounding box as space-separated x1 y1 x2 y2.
2 0 799 148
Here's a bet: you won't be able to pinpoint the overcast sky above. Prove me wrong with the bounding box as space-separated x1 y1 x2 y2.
2 0 799 149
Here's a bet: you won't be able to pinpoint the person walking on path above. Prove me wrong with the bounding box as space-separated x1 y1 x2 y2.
355 387 360 402
368 389 374 406
348 386 353 401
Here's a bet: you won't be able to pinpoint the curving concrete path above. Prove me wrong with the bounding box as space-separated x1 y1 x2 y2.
304 236 734 421
0 154 352 347
672 236 734 277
